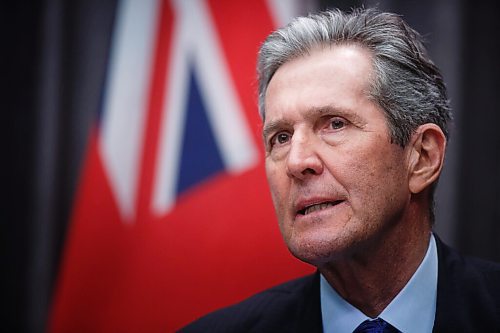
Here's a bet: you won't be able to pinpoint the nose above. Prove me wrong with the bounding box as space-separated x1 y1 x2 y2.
286 132 323 180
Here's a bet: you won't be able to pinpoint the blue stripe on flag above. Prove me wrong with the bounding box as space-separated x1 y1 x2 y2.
176 67 225 195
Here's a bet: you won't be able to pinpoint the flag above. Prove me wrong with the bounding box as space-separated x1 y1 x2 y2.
49 0 313 331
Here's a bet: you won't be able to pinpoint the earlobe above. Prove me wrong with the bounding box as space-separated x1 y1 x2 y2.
408 124 447 194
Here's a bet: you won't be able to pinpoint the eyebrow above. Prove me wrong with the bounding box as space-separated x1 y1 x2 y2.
262 119 290 141
262 105 365 140
305 105 366 123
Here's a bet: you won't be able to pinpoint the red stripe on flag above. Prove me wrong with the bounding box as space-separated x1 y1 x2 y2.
207 0 276 149
136 0 173 222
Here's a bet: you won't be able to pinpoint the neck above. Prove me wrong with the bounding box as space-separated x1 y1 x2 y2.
319 206 432 318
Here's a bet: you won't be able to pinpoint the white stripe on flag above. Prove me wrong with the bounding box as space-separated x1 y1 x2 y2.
266 0 313 27
151 0 192 215
191 0 259 173
100 0 161 221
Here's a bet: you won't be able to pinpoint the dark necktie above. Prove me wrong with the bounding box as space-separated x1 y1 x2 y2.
352 318 401 333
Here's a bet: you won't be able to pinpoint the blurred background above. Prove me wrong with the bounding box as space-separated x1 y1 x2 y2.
4 0 500 332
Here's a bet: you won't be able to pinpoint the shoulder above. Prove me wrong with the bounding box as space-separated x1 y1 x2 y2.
180 273 321 333
434 235 500 331
436 235 500 292
447 244 500 306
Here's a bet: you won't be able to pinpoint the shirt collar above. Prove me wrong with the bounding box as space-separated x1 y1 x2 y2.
320 234 438 333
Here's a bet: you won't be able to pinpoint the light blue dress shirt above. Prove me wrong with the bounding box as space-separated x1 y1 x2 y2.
320 234 438 333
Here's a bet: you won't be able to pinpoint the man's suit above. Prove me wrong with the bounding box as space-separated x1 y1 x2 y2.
181 236 500 332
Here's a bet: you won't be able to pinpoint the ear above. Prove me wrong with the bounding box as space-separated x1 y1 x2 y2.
407 124 447 194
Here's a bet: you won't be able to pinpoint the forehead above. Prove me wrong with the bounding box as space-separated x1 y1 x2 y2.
264 44 376 123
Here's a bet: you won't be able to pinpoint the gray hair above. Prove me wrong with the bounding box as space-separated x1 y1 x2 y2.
257 8 451 147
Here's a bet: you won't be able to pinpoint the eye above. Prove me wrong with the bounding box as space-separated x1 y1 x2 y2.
330 117 346 130
270 132 291 147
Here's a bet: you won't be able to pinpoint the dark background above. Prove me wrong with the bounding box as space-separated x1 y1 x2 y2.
4 0 499 331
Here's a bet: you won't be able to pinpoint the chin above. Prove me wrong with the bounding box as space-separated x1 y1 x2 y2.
281 216 355 266
286 234 349 266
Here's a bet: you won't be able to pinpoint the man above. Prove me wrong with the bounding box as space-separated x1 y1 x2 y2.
182 8 500 332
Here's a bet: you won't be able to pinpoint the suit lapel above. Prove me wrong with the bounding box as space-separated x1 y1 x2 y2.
294 272 323 333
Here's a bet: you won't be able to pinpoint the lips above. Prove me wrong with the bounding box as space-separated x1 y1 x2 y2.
296 200 344 216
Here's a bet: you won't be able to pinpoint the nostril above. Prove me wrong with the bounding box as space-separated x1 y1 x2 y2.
302 167 317 175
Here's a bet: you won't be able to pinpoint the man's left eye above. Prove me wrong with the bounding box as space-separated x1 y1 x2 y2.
330 118 346 130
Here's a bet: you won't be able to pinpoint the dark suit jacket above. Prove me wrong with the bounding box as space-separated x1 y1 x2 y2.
181 236 500 332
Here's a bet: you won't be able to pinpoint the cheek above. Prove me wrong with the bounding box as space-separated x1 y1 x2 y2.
265 165 292 240
347 148 409 216
265 162 287 210
338 142 408 201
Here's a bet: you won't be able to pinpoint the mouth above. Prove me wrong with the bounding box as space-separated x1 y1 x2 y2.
296 200 344 216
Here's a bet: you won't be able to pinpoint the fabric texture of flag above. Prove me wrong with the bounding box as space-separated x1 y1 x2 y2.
49 0 312 332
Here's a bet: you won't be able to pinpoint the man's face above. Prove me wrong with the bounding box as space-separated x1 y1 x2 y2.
263 45 413 265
